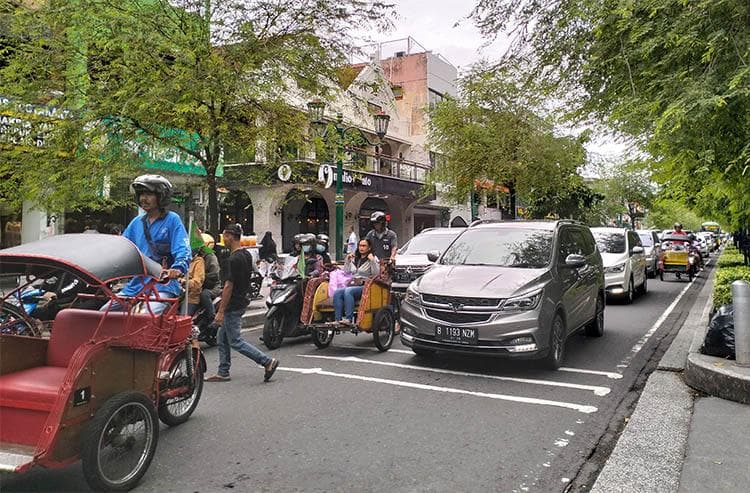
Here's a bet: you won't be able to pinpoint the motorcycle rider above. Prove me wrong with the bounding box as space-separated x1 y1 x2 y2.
196 233 222 341
365 211 398 262
100 175 190 314
671 222 688 237
297 233 325 278
316 234 333 266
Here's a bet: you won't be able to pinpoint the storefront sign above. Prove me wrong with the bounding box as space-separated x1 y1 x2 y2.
317 164 334 188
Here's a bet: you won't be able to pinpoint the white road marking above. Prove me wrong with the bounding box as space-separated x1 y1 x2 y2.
615 280 692 372
388 348 419 355
391 348 623 380
558 367 623 379
298 354 612 396
278 366 598 414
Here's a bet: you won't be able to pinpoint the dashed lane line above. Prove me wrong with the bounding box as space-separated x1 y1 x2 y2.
558 367 623 380
298 354 612 396
614 280 692 372
278 366 598 414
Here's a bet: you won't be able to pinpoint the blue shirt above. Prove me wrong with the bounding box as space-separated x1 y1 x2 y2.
120 211 191 297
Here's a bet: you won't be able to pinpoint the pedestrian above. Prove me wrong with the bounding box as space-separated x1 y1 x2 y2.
100 175 191 315
206 223 279 383
347 225 358 254
258 231 278 263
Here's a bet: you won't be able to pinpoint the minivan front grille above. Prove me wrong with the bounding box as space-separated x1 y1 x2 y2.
421 294 501 308
424 309 492 325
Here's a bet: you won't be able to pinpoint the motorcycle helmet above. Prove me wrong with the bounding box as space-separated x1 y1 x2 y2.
294 233 317 253
316 234 329 253
130 174 173 208
201 233 215 248
370 211 387 224
674 222 683 230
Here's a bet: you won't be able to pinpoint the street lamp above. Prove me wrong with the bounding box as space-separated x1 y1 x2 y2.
307 99 390 261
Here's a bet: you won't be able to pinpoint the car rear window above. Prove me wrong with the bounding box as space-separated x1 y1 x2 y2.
399 232 460 255
637 232 654 247
593 232 626 254
440 228 553 268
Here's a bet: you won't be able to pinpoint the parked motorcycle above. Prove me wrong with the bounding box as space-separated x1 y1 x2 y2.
262 256 311 350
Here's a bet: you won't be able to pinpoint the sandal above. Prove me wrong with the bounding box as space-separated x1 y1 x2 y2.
205 374 231 382
264 358 279 382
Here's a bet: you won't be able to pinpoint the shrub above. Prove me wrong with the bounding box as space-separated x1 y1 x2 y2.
713 253 750 307
716 246 746 268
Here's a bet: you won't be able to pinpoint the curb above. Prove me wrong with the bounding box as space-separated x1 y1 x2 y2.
684 263 750 405
591 266 715 493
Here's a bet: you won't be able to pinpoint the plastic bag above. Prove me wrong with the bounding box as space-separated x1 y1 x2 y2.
328 269 353 298
701 304 735 359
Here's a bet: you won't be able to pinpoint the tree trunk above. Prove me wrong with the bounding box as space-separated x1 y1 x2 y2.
206 170 219 236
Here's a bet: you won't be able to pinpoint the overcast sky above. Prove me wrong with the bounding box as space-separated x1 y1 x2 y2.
358 0 628 162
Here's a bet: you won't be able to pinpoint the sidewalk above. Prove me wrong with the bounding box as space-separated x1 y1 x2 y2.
591 262 750 492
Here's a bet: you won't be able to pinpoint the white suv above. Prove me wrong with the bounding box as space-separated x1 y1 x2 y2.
591 228 648 303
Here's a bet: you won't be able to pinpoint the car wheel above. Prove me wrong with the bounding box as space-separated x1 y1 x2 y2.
638 270 648 295
624 276 634 304
585 295 604 337
542 314 566 370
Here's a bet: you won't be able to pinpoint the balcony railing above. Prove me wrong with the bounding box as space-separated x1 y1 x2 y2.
341 146 431 183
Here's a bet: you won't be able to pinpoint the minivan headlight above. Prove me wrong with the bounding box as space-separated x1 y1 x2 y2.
501 289 542 311
605 263 626 273
405 285 421 306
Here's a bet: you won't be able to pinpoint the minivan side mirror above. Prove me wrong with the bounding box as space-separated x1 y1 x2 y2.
564 254 586 268
427 251 440 263
631 246 645 255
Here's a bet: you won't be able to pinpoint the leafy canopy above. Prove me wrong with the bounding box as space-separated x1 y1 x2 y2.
428 67 592 219
1 0 393 231
470 0 750 228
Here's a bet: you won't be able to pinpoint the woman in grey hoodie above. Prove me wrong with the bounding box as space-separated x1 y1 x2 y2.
333 238 380 325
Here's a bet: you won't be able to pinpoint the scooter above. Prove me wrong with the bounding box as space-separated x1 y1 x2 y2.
262 256 311 350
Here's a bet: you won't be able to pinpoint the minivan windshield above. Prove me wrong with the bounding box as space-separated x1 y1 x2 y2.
593 232 626 254
637 232 654 247
399 232 461 255
440 228 553 268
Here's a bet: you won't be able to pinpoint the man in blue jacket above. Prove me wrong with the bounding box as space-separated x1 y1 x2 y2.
101 174 191 314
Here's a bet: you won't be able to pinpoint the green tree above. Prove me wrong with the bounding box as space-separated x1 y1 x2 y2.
469 0 750 229
0 0 392 233
427 69 591 218
585 159 656 228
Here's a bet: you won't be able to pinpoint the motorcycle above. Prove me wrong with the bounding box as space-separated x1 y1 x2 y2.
262 256 313 350
193 294 222 346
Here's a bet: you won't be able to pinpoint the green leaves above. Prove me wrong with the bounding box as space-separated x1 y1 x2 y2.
470 0 750 229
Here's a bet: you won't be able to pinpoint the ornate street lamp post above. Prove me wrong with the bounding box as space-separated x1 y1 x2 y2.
307 99 390 261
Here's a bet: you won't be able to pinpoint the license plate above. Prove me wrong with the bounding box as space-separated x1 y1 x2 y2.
435 325 478 345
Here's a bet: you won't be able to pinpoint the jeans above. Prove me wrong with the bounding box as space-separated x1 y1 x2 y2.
199 289 216 321
99 299 168 315
217 309 272 377
333 286 364 321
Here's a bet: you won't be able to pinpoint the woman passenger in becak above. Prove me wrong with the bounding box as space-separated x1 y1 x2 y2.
332 238 380 326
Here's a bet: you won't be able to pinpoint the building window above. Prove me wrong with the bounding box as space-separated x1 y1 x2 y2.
428 89 444 109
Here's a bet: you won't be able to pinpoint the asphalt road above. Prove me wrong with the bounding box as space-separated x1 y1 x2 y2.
2 263 710 493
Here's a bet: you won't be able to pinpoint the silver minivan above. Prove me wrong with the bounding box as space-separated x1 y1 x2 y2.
400 220 605 369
